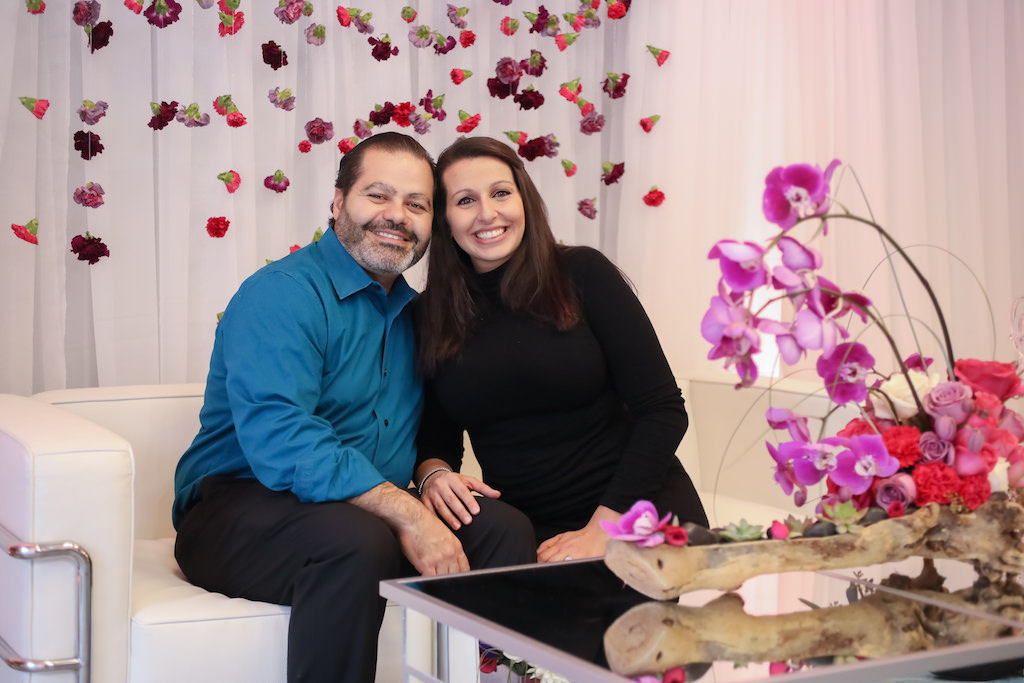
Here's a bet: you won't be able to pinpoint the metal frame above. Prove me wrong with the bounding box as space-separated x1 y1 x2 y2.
0 523 92 683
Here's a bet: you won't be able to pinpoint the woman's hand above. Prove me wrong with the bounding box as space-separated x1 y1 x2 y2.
419 463 501 531
537 506 621 562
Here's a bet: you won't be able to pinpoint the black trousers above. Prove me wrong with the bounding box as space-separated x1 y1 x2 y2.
174 476 537 683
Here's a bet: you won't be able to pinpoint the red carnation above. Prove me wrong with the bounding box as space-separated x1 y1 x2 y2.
607 1 627 19
70 232 109 264
298 140 312 153
912 462 962 507
226 111 246 127
601 161 624 185
206 216 230 238
643 187 666 207
73 130 104 159
336 6 351 26
262 41 289 70
456 112 481 134
459 30 475 47
451 68 472 85
882 425 923 468
959 474 992 510
12 221 39 245
338 138 357 154
392 102 415 127
837 418 880 438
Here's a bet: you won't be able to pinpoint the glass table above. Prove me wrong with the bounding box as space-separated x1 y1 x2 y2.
380 558 1024 682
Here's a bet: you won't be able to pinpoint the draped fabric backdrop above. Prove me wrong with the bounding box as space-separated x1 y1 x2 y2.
1 0 1022 397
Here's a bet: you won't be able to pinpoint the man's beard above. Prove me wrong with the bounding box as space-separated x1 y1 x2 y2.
335 209 429 279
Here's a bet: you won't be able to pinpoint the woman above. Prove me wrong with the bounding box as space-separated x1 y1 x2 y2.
414 136 707 562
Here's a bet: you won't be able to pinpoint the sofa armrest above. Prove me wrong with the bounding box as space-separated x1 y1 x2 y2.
0 394 134 683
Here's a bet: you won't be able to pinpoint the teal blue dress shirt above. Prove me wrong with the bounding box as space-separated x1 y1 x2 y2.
172 227 422 529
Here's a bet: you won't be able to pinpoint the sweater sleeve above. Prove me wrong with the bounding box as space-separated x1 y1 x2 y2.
415 378 466 472
220 271 387 502
568 248 689 512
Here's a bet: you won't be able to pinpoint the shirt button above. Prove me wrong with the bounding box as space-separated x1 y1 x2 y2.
384 419 389 427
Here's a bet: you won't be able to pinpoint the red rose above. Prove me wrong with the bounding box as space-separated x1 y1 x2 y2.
882 425 923 468
959 474 991 510
911 462 962 506
206 216 230 238
954 358 1024 401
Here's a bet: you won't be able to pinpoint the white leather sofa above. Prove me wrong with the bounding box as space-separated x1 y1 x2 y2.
0 384 431 683
0 376 835 683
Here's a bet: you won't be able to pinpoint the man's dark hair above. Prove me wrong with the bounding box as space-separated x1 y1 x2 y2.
328 132 435 229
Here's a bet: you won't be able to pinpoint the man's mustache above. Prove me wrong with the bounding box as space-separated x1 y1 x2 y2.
363 219 417 244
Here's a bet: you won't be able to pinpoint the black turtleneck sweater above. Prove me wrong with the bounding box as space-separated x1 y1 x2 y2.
417 246 705 537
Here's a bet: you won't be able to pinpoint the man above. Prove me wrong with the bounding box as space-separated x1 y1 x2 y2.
173 132 535 682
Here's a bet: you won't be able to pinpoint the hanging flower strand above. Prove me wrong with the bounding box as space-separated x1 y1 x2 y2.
213 94 247 127
218 0 245 36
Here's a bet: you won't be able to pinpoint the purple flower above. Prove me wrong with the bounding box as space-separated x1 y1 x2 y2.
89 20 113 52
918 431 955 465
701 286 761 387
514 88 545 111
353 119 373 139
579 109 605 135
520 49 547 77
147 100 178 131
264 170 290 193
495 57 522 85
577 198 597 219
77 100 108 125
433 35 457 55
517 134 558 161
72 1 100 27
599 500 669 547
175 103 210 127
874 473 917 509
767 441 808 506
143 0 182 28
829 434 899 495
707 240 767 292
72 182 105 208
368 102 394 126
70 232 109 264
446 4 467 29
817 342 875 405
305 23 326 46
304 117 334 144
602 72 629 99
922 381 973 433
268 87 296 111
904 353 934 372
408 25 433 48
775 439 844 488
492 0 511 4
274 0 304 24
409 112 430 135
763 159 840 230
352 14 373 34
766 407 811 443
418 91 446 121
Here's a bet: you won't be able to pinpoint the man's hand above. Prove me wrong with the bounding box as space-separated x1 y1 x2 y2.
349 482 470 575
537 505 621 563
418 459 501 530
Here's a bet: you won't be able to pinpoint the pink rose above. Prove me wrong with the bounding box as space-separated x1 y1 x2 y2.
954 358 1024 401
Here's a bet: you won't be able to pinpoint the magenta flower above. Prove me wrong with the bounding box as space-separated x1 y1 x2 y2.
517 134 558 161
873 473 917 509
433 34 456 55
70 232 109 264
147 100 178 130
766 407 811 443
176 103 210 127
762 159 841 230
304 117 334 144
264 170 290 193
352 12 373 34
601 161 624 185
409 112 430 135
816 342 875 405
495 56 522 85
919 431 955 465
767 442 808 506
446 4 468 29
829 434 899 495
602 72 629 99
408 25 433 48
143 0 182 28
353 119 373 139
418 90 446 121
701 287 761 387
73 182 105 208
599 500 670 547
577 198 597 219
305 23 326 46
77 99 108 124
707 240 767 292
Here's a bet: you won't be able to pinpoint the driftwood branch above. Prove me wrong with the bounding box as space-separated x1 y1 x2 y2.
604 500 1024 600
603 571 1024 677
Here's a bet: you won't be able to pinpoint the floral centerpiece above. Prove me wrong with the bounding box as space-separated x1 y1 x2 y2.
701 159 1024 529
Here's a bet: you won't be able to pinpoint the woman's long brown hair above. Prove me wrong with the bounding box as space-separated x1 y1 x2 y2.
417 136 580 377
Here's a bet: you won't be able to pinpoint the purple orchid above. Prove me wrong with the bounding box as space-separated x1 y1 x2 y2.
829 434 899 495
707 240 767 292
767 441 808 506
766 407 811 443
782 439 845 488
762 159 840 230
817 342 875 405
701 284 761 387
599 500 670 547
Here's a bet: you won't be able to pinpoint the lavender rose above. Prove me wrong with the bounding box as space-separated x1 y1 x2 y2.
923 381 973 425
874 472 917 509
919 431 955 465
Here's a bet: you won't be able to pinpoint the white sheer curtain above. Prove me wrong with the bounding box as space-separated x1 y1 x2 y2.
1 0 1021 396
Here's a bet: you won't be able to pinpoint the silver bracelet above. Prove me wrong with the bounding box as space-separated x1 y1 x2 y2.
417 466 452 495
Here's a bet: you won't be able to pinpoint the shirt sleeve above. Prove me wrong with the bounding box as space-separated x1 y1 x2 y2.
569 248 690 512
219 271 387 502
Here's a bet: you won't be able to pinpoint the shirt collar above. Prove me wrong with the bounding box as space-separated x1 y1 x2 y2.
319 227 417 310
